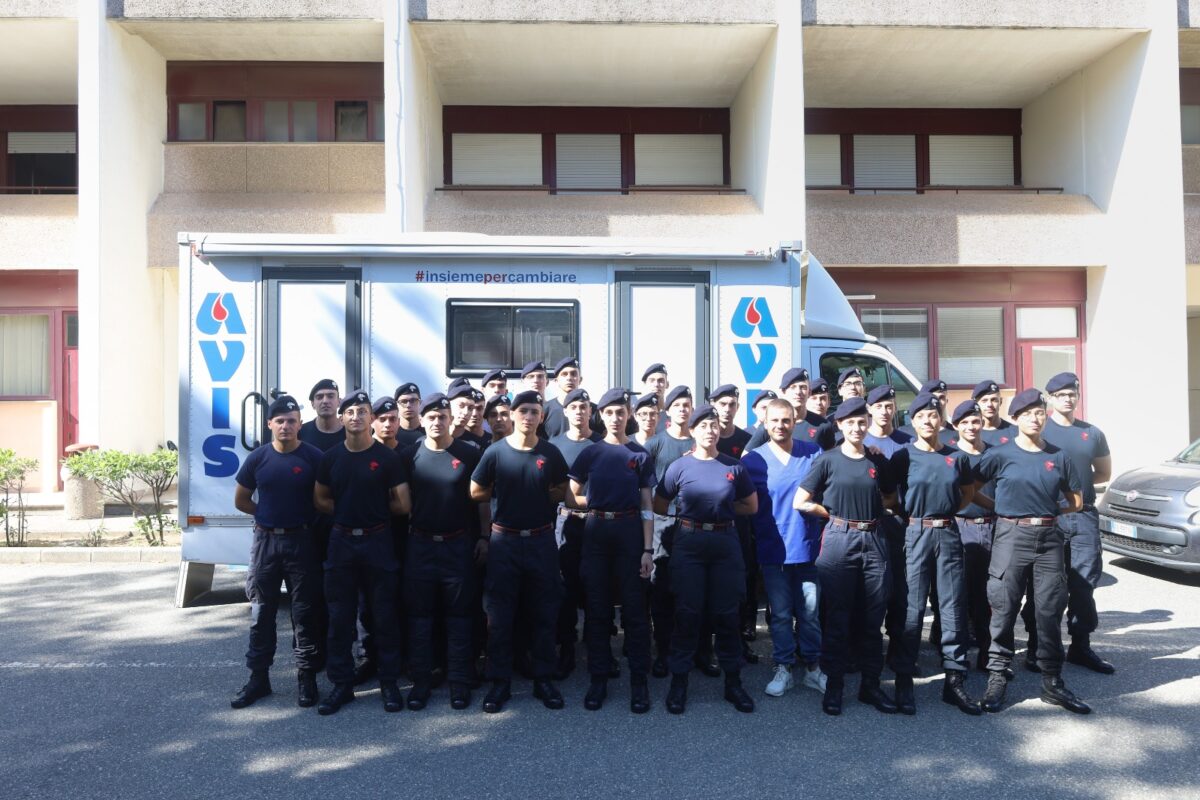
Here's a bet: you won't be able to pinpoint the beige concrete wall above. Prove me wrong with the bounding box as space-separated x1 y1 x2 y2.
1184 146 1200 194
162 143 384 194
410 0 776 23
424 192 769 239
0 197 77 270
0 1 74 18
802 0 1155 29
391 5 443 231
1185 196 1200 262
115 1 382 19
806 193 1105 266
0 401 59 492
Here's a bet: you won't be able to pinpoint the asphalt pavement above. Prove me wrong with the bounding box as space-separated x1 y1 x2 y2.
0 553 1197 800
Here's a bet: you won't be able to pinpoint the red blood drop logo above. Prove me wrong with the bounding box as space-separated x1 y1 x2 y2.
451 458 461 469
1044 460 1055 471
808 428 816 437
745 298 762 326
212 294 228 322
733 446 741 455
627 458 638 470
945 456 955 467
536 458 545 470
725 472 735 482
292 466 303 475
1000 437 1009 444
369 460 379 471
868 467 877 478
1081 431 1089 441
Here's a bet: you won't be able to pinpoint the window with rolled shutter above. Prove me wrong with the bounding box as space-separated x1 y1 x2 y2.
928 135 1014 186
936 306 1004 384
7 132 76 154
805 134 842 186
853 135 915 192
633 134 723 185
451 133 543 185
555 134 621 192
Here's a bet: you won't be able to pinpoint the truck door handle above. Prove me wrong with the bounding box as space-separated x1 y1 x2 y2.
240 391 267 451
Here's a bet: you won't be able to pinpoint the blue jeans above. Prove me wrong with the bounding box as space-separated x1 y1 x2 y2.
760 562 822 668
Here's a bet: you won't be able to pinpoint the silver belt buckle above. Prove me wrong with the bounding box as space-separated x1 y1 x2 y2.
272 527 285 534
351 528 364 537
432 535 445 542
519 529 532 538
602 511 616 520
701 523 715 531
855 522 871 531
930 519 948 528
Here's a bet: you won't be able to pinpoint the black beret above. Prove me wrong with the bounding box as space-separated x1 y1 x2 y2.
484 393 511 415
420 393 450 416
753 390 779 406
780 367 809 389
833 397 869 421
808 378 830 395
641 363 667 382
563 387 590 407
393 381 420 399
597 388 631 409
520 361 546 378
469 388 485 403
907 393 939 417
338 390 371 415
267 395 300 419
634 392 659 411
971 379 1001 400
866 384 895 405
512 390 543 410
688 403 718 428
1008 388 1046 418
552 356 580 375
447 376 471 392
481 369 507 385
836 367 862 387
372 397 397 415
708 383 739 401
309 378 339 401
919 378 948 394
448 382 474 400
951 400 982 426
664 385 692 409
1045 372 1080 394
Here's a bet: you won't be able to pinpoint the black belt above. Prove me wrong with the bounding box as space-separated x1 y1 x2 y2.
411 527 466 542
491 522 554 537
678 518 733 532
332 522 389 537
588 509 640 520
829 516 877 531
254 524 308 535
1002 516 1057 527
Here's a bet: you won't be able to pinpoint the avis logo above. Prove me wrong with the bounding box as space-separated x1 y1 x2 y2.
197 293 246 478
731 297 778 418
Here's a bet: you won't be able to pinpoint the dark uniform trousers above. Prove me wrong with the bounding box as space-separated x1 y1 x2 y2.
668 526 746 675
359 515 408 667
736 516 760 632
405 531 477 685
650 518 678 658
484 528 563 680
896 520 968 675
1020 507 1102 646
879 513 908 669
245 525 324 672
958 517 995 661
308 514 334 665
556 509 587 648
325 528 404 684
817 519 891 680
581 514 651 677
987 519 1068 674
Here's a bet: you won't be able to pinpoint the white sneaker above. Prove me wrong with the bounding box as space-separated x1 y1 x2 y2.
764 664 794 696
801 666 828 693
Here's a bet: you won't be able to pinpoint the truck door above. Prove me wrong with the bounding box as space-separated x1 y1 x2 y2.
615 270 710 397
262 267 362 433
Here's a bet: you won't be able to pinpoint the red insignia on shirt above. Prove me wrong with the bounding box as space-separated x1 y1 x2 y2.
808 428 816 437
725 472 735 482
868 467 877 479
1045 460 1055 471
1081 431 1089 441
451 458 461 469
536 458 545 470
949 438 958 446
733 446 742 455
945 456 955 467
369 460 380 471
1000 437 1009 444
627 458 638 470
292 466 303 475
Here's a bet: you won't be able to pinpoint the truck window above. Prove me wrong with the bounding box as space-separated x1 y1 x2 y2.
447 300 578 374
820 352 920 421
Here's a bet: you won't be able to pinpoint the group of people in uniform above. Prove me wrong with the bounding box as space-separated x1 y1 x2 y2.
228 357 1114 717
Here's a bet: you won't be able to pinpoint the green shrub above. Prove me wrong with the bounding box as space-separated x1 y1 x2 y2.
67 448 178 546
0 448 38 547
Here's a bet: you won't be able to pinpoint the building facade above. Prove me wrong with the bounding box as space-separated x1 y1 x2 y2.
0 1 1192 489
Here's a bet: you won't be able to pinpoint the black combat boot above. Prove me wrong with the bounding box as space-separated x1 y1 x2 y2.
980 670 1008 713
1040 674 1091 714
893 674 916 715
858 677 898 714
942 671 982 716
296 669 318 708
482 679 511 714
231 669 272 709
665 673 688 714
822 674 844 716
317 682 355 716
723 671 755 713
584 678 607 711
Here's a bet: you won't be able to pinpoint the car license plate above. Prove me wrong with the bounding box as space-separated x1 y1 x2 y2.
1106 519 1137 538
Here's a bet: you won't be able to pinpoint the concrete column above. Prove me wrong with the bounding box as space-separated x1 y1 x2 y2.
384 0 406 229
77 3 167 451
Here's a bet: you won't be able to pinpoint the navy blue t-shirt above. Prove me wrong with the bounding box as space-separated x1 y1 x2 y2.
235 442 324 528
956 445 996 519
717 426 753 459
395 426 426 448
645 431 695 483
656 453 756 523
542 397 568 439
317 441 408 528
401 439 481 534
975 441 1083 518
471 438 569 530
893 443 973 519
569 440 656 511
864 428 913 458
897 423 958 448
1040 417 1109 506
549 430 604 470
799 448 896 522
980 420 1015 448
299 420 345 452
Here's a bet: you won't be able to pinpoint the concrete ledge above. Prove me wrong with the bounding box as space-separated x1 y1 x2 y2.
0 547 180 563
410 0 776 24
115 1 381 20
0 1 75 17
802 0 1154 29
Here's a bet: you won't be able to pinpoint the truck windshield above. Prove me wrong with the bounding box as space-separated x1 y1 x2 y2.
1176 439 1200 464
820 352 920 420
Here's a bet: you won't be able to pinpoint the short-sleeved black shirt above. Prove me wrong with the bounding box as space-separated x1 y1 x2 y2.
570 440 656 511
317 441 408 528
299 420 346 452
401 438 481 534
1040 418 1109 506
799 448 896 522
645 431 695 483
542 397 568 439
975 441 1083 518
395 426 425 448
549 430 604 471
897 423 958 448
980 420 1015 448
656 453 756 523
956 445 996 519
235 442 324 528
892 443 972 519
471 438 569 530
716 426 753 459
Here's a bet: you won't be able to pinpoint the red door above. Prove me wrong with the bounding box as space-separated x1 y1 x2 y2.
61 311 79 455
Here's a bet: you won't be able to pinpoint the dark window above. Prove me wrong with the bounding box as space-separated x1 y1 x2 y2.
335 101 368 142
213 101 247 141
373 101 385 142
64 313 78 348
819 352 919 422
446 300 578 375
8 154 76 193
177 102 206 140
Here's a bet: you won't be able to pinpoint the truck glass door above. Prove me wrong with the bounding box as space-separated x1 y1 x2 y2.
615 271 710 398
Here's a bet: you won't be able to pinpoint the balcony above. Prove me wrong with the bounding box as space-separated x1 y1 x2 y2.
409 0 775 24
0 1 74 17
0 195 77 269
803 0 1154 29
114 1 381 20
147 142 386 267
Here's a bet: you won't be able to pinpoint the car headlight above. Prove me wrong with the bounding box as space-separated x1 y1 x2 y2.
1185 485 1200 507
